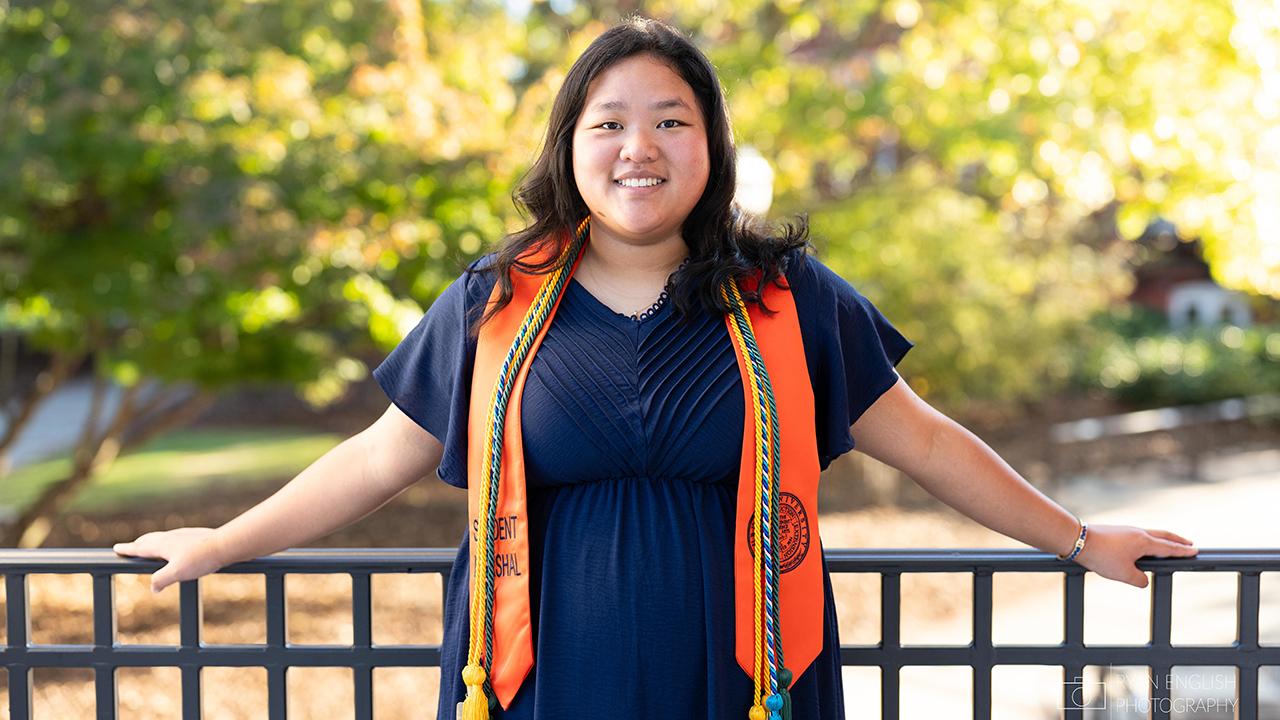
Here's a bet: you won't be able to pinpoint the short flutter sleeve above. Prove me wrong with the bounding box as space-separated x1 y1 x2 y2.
788 252 914 468
372 266 496 489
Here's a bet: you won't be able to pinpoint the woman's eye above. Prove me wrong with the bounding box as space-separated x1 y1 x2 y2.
600 121 622 130
658 119 684 129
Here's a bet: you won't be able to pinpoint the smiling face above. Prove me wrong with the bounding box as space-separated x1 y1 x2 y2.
571 54 711 250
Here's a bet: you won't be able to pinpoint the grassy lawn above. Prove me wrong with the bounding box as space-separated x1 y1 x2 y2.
0 428 345 515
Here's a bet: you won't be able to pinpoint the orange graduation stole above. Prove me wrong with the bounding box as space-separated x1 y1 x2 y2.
463 219 822 720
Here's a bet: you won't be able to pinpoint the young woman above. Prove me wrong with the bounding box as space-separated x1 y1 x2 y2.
116 17 1196 720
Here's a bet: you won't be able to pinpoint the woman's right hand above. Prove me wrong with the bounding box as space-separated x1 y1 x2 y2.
111 404 443 595
114 527 226 593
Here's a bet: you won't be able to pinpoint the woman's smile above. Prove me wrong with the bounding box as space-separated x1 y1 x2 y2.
614 172 667 191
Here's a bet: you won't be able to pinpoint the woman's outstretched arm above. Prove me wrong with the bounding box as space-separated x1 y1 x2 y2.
113 403 444 592
849 377 1197 587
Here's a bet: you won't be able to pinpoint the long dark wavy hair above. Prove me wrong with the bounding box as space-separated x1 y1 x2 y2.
474 16 809 330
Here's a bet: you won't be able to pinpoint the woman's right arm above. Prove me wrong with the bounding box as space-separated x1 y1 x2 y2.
113 403 444 592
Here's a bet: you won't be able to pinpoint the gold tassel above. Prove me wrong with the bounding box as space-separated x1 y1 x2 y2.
460 664 489 720
749 703 767 720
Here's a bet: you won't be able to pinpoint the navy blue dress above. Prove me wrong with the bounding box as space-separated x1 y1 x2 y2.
374 251 912 719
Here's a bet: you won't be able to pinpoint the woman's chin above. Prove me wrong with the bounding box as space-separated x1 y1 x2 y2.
593 218 682 246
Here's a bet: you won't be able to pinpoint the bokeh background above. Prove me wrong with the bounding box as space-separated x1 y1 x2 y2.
2 0 1280 717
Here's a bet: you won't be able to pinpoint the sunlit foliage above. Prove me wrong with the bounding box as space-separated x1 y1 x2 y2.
2 0 1276 416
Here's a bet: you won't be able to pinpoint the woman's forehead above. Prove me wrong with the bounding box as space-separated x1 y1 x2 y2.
588 97 695 114
583 55 696 108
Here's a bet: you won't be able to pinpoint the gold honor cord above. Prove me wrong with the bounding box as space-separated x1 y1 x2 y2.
461 218 591 720
721 278 789 720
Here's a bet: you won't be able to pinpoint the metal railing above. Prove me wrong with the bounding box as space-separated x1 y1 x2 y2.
2 548 1278 719
1048 393 1280 479
1 549 454 720
829 548 1280 719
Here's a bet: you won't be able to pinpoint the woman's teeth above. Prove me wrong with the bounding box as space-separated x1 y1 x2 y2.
616 178 664 187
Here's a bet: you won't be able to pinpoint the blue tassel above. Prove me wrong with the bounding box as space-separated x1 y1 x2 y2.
766 692 783 720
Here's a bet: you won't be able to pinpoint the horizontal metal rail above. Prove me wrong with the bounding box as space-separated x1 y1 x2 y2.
1046 393 1280 479
2 548 1278 719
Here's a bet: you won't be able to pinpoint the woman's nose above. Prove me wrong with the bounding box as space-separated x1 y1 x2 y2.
619 130 658 163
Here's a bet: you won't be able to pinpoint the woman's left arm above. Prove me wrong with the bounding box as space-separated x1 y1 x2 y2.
849 377 1197 588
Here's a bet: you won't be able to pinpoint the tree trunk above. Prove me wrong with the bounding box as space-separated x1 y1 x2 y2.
0 332 15 407
4 375 213 548
0 350 83 477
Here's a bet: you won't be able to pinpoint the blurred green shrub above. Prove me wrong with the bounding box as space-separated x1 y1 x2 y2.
1075 306 1280 406
817 161 1130 413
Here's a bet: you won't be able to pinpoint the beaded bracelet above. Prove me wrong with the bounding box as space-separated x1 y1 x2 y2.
1057 520 1088 562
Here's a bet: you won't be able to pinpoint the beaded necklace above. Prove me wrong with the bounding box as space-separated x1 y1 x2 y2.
623 256 691 322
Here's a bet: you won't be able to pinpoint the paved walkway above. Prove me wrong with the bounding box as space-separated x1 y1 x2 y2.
1 379 124 469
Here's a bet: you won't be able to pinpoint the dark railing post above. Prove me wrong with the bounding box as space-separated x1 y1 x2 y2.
179 578 203 720
265 571 288 720
971 569 993 720
440 569 451 617
880 571 900 720
6 572 30 720
1062 570 1085 720
92 571 117 645
11 666 31 720
1149 570 1174 720
94 666 119 720
1237 571 1260 717
352 572 374 720
93 572 118 720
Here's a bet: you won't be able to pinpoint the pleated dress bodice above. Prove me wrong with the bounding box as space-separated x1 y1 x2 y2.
520 279 744 488
373 251 913 719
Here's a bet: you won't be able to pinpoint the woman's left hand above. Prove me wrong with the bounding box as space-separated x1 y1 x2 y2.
1072 524 1198 588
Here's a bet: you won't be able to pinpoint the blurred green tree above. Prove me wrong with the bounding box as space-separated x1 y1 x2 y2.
666 0 1273 411
2 0 1276 543
1078 308 1280 405
0 0 540 546
461 0 1277 411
